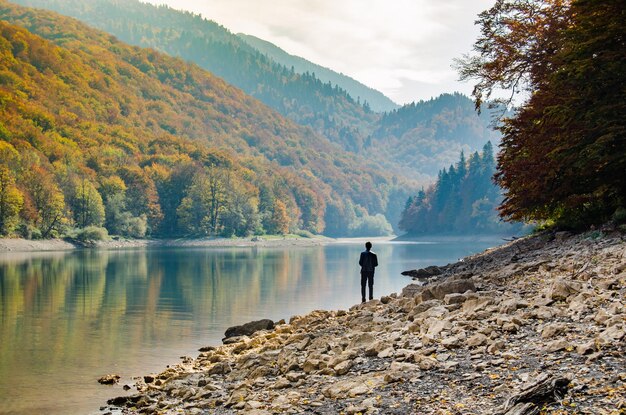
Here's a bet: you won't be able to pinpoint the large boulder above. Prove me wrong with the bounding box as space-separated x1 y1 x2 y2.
401 265 443 279
223 319 274 341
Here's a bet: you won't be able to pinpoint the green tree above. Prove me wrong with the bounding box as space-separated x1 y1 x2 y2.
71 179 105 228
176 167 230 236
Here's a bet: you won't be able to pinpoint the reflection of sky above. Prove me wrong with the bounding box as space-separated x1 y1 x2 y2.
0 238 500 415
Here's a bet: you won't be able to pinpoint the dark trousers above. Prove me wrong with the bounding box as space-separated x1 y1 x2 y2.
361 271 374 300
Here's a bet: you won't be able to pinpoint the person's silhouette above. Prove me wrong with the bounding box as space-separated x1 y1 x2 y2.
359 241 378 302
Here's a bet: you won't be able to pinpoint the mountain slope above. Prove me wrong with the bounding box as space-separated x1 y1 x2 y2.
10 0 503 183
11 0 378 146
237 33 399 113
366 93 502 177
0 1 395 237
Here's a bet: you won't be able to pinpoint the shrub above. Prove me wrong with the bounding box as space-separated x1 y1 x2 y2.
75 226 109 241
295 229 315 238
350 214 394 237
612 207 626 224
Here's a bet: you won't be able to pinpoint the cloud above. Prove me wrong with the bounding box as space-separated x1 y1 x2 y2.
145 0 494 104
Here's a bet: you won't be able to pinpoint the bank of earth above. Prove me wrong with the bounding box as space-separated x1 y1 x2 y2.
104 230 625 414
0 235 334 252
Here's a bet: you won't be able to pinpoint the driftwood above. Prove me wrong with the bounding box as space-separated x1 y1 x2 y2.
498 374 570 415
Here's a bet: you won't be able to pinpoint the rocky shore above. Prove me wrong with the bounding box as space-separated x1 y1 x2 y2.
103 230 625 414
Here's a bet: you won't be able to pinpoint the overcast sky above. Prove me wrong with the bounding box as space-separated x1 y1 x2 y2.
143 0 495 105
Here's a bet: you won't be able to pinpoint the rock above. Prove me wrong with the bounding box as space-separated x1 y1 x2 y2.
401 265 442 278
208 361 231 375
223 319 274 341
596 325 626 345
414 354 440 370
303 359 320 373
429 279 476 300
402 284 423 297
487 340 506 354
322 377 380 399
594 309 611 325
576 340 597 355
541 323 567 339
462 297 494 314
413 299 443 314
467 333 489 347
528 306 552 321
377 347 394 358
546 278 580 301
286 371 305 382
544 339 569 353
349 332 377 349
444 293 467 305
98 374 121 385
425 318 452 337
334 360 352 375
499 298 528 314
101 232 626 415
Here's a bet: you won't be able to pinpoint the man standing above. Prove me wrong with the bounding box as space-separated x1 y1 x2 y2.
359 241 378 303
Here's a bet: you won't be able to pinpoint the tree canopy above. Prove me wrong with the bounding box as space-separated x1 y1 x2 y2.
399 143 522 235
458 0 625 227
0 2 398 238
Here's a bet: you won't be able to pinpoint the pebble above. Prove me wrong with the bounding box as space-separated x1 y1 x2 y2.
103 231 626 414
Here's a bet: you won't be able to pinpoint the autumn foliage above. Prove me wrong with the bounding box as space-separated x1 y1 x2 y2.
0 1 395 238
459 0 625 227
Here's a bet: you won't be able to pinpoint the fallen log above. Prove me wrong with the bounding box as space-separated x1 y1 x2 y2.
498 374 570 415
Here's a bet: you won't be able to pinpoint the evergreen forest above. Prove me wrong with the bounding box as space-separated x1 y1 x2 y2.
399 142 523 235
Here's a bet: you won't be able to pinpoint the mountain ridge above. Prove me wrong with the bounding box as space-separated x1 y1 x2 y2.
237 33 399 113
9 0 503 182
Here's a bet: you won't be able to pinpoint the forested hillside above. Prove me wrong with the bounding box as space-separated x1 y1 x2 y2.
0 1 398 239
11 0 501 181
399 142 522 234
11 0 378 147
237 34 399 113
366 93 502 177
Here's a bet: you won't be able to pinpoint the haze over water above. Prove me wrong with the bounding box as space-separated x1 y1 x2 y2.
0 238 500 414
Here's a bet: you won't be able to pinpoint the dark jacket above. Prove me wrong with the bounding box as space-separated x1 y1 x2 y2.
359 250 378 273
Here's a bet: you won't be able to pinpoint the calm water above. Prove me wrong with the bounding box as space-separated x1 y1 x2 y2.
0 238 501 414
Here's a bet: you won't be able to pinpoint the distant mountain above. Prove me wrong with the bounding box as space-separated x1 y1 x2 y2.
366 93 503 178
237 33 399 113
11 0 378 148
10 0 503 184
0 1 397 237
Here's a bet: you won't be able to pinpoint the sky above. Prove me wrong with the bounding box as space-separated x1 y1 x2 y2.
142 0 495 105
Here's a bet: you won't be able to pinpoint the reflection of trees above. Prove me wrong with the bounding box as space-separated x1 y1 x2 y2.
0 245 368 414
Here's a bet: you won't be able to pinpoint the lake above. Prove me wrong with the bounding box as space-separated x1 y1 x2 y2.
0 238 502 414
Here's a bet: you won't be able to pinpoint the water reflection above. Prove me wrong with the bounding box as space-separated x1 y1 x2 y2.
0 239 500 414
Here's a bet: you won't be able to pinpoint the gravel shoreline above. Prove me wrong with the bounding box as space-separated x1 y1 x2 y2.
101 230 626 414
0 235 335 253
